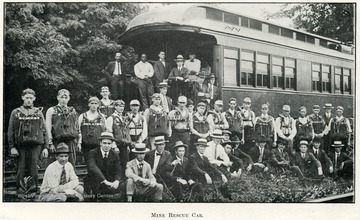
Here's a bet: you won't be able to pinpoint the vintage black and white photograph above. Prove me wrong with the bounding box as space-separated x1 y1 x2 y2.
2 1 355 211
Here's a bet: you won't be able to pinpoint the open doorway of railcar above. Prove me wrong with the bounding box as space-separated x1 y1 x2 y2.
121 30 217 104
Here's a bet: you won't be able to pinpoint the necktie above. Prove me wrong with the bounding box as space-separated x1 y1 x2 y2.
302 153 305 159
335 153 339 168
104 152 108 158
258 148 263 163
60 166 67 185
138 163 143 177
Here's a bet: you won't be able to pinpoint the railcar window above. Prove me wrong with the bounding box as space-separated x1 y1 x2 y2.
322 65 331 93
250 19 262 31
241 17 249 27
334 67 342 93
307 35 315 44
241 50 255 86
272 56 284 89
224 12 239 25
206 8 223 21
343 68 351 93
224 48 239 87
281 28 293 38
269 25 280 35
320 39 328 47
257 53 269 87
296 32 306 42
285 58 296 90
312 64 321 92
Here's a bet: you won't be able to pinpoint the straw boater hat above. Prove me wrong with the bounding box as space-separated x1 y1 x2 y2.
154 136 168 145
174 55 185 62
194 138 209 147
131 143 150 154
222 130 231 136
55 142 72 154
211 129 225 139
332 141 344 148
172 141 188 150
323 103 334 109
299 140 309 146
158 81 170 88
98 131 115 141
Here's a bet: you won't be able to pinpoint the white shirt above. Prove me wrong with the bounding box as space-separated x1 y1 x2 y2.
113 61 122 75
134 61 154 79
204 141 230 166
152 150 162 174
100 148 109 158
184 58 201 74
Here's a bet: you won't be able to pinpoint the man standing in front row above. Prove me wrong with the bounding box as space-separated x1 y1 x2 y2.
104 52 126 100
40 143 84 202
125 143 164 202
134 53 154 110
86 132 125 198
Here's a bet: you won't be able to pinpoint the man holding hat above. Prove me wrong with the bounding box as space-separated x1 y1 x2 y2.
144 136 172 183
189 138 231 200
134 53 155 110
327 141 353 180
168 55 190 103
308 104 327 151
202 73 219 108
168 96 192 152
125 143 163 202
293 140 323 178
275 105 297 156
158 81 173 113
127 99 148 150
207 100 229 133
46 89 80 167
86 132 125 198
153 51 170 92
168 141 203 201
40 143 84 202
308 137 333 177
248 137 273 173
327 106 352 151
78 97 106 163
144 93 169 149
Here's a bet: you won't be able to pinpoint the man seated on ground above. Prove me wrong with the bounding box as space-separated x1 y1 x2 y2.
168 141 204 202
293 140 323 179
308 137 333 177
248 138 273 173
230 136 253 172
125 143 163 202
86 132 125 199
189 138 232 200
271 139 304 178
328 141 353 180
221 140 244 178
144 136 172 184
40 143 84 202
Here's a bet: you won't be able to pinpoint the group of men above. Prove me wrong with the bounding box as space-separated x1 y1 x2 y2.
7 67 353 202
103 51 218 110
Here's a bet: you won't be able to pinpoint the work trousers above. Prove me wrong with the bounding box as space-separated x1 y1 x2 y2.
16 145 41 190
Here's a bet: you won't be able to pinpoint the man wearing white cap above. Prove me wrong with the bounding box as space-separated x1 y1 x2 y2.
275 105 297 156
241 97 256 153
168 96 192 153
127 100 147 146
168 55 190 103
125 143 163 202
327 106 352 151
99 86 115 118
134 53 155 109
207 100 229 133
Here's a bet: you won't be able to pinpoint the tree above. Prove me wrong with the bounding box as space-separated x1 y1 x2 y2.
266 3 354 43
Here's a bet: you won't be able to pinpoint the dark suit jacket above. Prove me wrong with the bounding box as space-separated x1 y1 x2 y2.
170 157 190 181
153 60 170 84
327 152 352 170
188 152 223 183
144 149 172 175
293 152 321 173
104 61 127 78
87 148 123 184
309 148 333 170
202 84 220 101
271 148 291 166
168 67 189 81
232 148 254 165
248 147 273 167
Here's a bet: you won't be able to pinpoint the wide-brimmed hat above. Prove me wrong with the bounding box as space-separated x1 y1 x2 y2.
221 140 232 147
210 129 225 139
154 136 168 145
98 131 115 141
174 55 185 62
172 141 188 150
131 143 150 154
55 142 72 154
158 82 170 88
230 136 241 145
323 103 334 109
299 140 309 146
332 141 344 147
194 138 209 147
222 130 231 135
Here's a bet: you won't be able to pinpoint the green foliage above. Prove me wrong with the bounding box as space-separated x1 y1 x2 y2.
266 3 354 42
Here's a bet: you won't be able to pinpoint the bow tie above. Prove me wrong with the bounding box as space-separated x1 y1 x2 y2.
139 163 143 167
23 105 33 109
156 153 162 156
